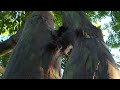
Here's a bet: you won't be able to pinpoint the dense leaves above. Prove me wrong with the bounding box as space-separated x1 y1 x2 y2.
0 11 32 35
85 11 109 22
106 11 120 48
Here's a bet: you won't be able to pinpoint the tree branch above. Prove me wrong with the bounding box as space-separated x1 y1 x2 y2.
0 29 23 57
0 65 5 75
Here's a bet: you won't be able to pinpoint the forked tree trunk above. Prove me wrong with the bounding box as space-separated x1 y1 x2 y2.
2 11 61 79
2 11 120 79
62 11 120 79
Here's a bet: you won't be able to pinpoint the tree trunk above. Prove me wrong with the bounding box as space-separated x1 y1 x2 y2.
2 11 61 79
2 11 120 79
62 11 120 79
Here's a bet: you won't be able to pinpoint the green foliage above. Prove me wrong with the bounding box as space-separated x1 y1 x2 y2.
117 62 120 68
106 11 120 48
53 11 63 30
0 11 32 35
61 55 69 69
85 11 120 49
107 32 120 48
0 53 11 67
85 11 109 22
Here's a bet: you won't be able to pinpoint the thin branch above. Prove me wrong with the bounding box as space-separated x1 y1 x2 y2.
0 28 23 57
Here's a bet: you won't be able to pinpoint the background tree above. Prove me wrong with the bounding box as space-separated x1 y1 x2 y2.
0 11 120 79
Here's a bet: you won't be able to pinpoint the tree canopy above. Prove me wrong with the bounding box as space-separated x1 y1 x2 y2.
0 11 120 77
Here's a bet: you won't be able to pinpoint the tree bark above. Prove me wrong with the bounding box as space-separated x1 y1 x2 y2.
2 11 120 79
2 11 61 79
62 11 120 79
